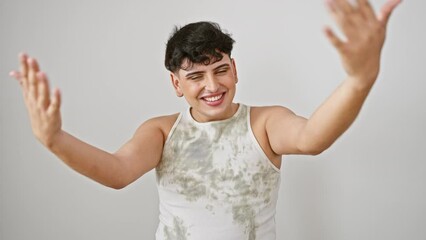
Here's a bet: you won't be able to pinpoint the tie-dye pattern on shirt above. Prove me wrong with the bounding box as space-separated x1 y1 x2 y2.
155 104 281 240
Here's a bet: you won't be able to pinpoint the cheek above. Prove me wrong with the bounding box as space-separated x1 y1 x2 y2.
184 83 203 96
223 76 237 88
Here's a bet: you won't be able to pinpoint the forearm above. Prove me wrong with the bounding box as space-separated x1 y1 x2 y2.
48 130 126 189
300 76 374 153
300 0 402 153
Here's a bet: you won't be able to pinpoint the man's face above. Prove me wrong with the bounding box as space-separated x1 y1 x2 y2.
170 54 238 122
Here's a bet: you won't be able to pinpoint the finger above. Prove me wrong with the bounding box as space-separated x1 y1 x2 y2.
27 58 40 99
331 0 356 14
10 71 30 101
19 53 28 76
326 0 341 16
9 71 24 86
19 53 29 89
28 57 40 72
325 0 360 38
356 0 377 21
37 72 51 110
378 0 401 26
324 26 345 51
47 88 61 115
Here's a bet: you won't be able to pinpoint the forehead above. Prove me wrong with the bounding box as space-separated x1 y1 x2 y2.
178 54 232 75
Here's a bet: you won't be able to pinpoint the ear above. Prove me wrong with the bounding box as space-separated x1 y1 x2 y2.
231 58 238 84
170 73 184 97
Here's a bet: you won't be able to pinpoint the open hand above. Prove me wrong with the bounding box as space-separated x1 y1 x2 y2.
324 0 401 86
10 53 62 148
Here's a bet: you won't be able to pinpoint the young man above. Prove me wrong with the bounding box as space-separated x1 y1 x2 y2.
10 0 401 239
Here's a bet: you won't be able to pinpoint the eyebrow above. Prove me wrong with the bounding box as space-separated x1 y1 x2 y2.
185 63 230 78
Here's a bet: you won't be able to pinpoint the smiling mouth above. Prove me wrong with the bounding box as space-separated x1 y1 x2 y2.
202 93 225 102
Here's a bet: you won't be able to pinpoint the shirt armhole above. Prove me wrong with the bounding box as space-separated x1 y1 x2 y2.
164 112 183 145
246 106 281 173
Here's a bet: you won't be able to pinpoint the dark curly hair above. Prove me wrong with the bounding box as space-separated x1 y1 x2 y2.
164 21 235 73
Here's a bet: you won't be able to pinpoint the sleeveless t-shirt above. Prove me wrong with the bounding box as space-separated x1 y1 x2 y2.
155 104 281 240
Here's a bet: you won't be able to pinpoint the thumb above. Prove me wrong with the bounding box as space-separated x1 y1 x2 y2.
378 0 402 27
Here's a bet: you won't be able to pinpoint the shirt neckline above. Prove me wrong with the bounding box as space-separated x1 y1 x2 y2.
186 103 243 126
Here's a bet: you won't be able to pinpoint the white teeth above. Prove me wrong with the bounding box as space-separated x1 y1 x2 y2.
204 94 223 102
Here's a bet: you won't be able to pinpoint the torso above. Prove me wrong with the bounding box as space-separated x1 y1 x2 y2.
154 104 281 240
155 105 282 170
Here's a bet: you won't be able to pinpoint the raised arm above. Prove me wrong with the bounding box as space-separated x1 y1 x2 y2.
10 54 164 189
266 0 401 155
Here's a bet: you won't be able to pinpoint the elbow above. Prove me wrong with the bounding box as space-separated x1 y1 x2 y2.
307 148 325 156
300 146 324 156
297 142 328 156
107 173 143 190
105 178 131 190
109 183 127 190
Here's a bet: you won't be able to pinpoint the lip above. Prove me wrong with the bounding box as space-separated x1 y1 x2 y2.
199 92 225 99
201 92 226 107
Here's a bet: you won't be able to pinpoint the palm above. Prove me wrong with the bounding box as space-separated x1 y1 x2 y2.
324 0 401 81
10 54 62 147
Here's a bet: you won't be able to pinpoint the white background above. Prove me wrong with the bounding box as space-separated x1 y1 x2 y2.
1 0 425 239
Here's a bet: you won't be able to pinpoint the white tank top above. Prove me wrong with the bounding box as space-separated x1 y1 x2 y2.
155 104 281 240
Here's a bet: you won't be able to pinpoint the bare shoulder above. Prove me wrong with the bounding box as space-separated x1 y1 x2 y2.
249 105 307 162
113 113 181 184
250 105 296 124
250 104 308 156
248 105 296 168
137 113 180 144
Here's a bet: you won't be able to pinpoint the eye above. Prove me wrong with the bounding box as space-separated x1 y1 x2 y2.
216 68 228 75
188 75 202 80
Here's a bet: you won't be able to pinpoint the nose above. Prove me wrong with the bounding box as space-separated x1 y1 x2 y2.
204 74 219 92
